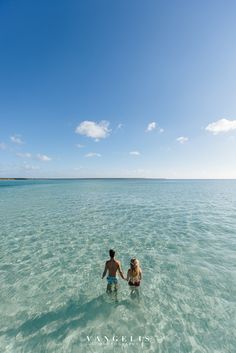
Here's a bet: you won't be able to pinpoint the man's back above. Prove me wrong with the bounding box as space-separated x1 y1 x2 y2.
106 258 120 277
102 249 126 294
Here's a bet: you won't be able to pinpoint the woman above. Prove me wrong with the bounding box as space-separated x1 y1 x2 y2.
127 258 142 287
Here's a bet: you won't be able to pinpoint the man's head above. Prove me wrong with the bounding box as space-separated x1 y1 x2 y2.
109 249 115 258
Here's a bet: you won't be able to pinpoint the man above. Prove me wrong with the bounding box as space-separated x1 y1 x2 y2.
102 249 126 293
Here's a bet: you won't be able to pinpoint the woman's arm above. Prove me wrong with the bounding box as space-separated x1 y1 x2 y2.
139 269 142 280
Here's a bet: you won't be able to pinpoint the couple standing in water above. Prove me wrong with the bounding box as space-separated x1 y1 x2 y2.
102 249 142 297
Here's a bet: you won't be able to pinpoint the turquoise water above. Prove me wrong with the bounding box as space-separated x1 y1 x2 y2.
0 179 236 353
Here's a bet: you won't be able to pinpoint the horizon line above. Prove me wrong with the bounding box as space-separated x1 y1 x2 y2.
0 177 236 181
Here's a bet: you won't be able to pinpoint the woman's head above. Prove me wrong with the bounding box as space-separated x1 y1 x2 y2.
130 258 140 275
130 258 139 267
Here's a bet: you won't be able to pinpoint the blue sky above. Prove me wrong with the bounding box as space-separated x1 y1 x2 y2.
0 0 236 178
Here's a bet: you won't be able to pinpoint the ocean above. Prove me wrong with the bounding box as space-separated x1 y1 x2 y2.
0 179 235 353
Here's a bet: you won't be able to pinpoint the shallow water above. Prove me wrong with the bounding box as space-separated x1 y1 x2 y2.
0 179 236 353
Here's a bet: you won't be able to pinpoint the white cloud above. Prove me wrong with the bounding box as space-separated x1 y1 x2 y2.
75 120 111 141
146 122 156 132
36 154 51 161
176 136 189 144
74 166 84 170
85 152 101 158
0 142 6 150
23 163 40 171
76 144 84 148
146 121 164 133
205 118 236 134
16 152 31 158
117 123 123 129
129 151 140 156
10 135 24 144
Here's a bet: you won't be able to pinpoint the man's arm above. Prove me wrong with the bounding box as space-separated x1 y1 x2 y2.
118 262 126 280
102 261 108 279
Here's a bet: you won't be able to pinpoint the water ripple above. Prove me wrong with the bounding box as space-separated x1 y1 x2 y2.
0 179 236 352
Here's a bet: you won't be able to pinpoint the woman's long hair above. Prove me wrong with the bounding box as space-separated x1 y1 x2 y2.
130 258 140 277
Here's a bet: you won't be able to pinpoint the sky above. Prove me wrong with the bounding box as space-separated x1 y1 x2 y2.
0 0 236 178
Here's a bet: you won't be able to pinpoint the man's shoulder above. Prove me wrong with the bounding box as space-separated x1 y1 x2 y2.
106 259 120 266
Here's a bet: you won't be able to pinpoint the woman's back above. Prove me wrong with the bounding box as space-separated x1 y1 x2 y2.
127 258 142 286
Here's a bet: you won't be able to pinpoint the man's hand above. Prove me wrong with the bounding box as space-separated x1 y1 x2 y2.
118 263 126 280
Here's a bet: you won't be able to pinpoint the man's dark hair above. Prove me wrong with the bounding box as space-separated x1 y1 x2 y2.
109 249 115 258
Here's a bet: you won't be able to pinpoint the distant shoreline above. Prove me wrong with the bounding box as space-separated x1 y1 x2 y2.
0 177 166 181
0 178 236 181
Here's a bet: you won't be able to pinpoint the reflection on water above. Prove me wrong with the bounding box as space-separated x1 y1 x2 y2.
3 295 123 339
1 294 146 353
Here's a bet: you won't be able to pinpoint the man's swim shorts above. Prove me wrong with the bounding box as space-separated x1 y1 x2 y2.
107 276 118 285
